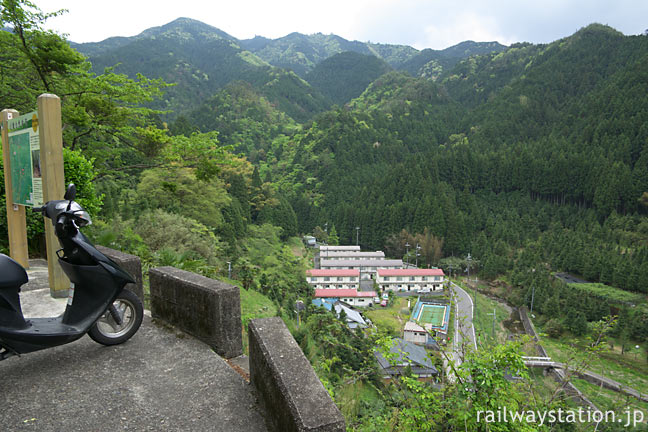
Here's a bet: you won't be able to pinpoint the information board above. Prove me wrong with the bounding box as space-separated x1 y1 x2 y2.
8 111 42 206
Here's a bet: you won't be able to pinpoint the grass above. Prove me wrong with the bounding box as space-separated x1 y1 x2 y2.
239 284 277 354
539 333 648 396
572 377 648 418
364 296 411 336
457 279 512 347
335 380 383 426
568 283 646 305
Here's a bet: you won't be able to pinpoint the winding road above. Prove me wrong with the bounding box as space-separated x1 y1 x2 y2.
444 281 477 380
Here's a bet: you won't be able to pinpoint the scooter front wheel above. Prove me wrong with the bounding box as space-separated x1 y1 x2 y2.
88 288 143 346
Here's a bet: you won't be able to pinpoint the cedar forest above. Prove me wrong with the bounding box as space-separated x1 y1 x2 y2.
1 1 647 430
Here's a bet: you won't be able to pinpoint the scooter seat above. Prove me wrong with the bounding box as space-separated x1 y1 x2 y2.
0 254 28 289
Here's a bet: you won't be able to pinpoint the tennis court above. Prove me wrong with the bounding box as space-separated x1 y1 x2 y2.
417 304 447 327
412 299 450 333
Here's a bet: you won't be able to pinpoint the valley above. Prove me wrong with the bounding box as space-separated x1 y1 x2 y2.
1 4 647 429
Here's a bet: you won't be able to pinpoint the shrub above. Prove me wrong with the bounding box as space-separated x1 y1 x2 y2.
134 209 224 267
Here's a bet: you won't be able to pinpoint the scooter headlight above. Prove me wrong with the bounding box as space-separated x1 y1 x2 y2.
73 210 92 227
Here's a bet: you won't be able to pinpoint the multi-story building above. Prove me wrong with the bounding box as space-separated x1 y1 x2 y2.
313 288 377 307
319 259 403 279
318 245 360 253
376 268 445 293
319 251 386 261
306 269 359 290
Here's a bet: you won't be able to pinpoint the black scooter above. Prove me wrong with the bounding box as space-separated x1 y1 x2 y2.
0 184 143 361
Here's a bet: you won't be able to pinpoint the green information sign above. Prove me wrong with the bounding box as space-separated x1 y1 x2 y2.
8 111 42 207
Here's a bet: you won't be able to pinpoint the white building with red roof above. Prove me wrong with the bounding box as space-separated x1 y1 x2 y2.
377 268 445 293
314 288 377 308
306 269 359 290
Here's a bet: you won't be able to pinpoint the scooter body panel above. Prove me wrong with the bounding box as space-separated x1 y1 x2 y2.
0 254 28 329
0 317 85 354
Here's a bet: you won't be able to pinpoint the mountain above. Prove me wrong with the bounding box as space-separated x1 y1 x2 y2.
400 41 507 80
172 81 297 156
305 52 392 105
272 24 648 270
74 18 328 121
240 32 417 77
73 18 507 122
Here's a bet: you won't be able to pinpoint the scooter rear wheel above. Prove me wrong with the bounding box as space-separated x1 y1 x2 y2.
88 288 143 346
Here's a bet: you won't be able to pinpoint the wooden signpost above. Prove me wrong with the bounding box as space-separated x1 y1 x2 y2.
1 108 28 269
2 94 69 297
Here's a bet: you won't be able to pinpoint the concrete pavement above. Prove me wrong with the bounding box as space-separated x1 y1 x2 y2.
0 260 268 431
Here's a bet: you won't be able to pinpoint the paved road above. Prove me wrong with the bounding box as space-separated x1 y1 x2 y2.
0 261 268 432
444 281 477 380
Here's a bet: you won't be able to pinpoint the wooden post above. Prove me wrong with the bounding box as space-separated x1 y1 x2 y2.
37 94 69 297
1 108 29 268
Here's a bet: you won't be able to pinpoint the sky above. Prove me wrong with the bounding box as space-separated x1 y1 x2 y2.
42 0 648 50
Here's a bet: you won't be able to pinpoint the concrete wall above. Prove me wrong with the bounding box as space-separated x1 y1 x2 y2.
149 266 242 359
248 317 345 432
96 245 144 302
519 307 598 410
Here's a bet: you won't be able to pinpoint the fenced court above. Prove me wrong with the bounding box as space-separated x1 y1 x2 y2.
412 298 450 334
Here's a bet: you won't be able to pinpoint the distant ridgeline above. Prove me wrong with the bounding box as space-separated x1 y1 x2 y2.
73 17 506 120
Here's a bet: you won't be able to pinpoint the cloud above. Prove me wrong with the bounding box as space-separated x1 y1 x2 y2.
43 0 648 48
420 12 515 49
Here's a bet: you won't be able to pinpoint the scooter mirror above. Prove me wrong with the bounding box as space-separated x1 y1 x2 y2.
64 183 76 201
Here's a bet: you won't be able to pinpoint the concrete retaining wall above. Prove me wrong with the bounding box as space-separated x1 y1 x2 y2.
518 307 598 410
96 245 144 302
149 266 242 359
248 317 345 432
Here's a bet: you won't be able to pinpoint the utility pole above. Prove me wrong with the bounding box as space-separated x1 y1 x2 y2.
466 253 472 281
355 226 360 246
487 308 496 339
405 242 410 267
529 268 536 316
415 243 421 267
226 261 232 279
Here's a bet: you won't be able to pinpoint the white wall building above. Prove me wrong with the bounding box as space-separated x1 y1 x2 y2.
320 259 403 279
306 269 359 290
319 251 386 262
318 245 360 253
403 321 429 345
377 268 445 293
314 289 377 307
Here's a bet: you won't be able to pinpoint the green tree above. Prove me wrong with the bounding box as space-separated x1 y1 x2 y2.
328 225 339 245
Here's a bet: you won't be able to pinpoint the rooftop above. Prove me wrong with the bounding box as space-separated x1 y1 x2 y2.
319 245 360 251
378 268 445 276
306 268 360 277
374 338 437 374
404 321 426 332
320 259 403 267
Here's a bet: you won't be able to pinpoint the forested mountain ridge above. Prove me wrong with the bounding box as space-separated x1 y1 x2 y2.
239 31 417 76
305 52 393 105
74 18 506 120
75 18 329 121
262 24 648 298
400 40 506 80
